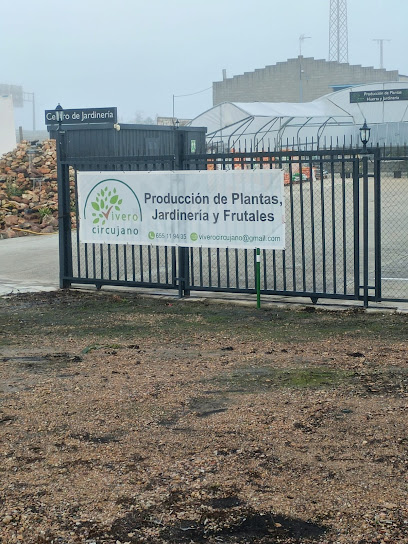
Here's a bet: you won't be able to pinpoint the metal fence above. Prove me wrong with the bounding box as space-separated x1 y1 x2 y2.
56 127 408 306
184 149 382 306
377 154 408 302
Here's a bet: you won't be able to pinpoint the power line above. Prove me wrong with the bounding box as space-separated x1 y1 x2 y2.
174 86 212 98
172 86 212 119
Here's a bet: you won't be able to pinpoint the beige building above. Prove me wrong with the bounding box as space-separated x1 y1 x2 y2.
213 57 407 105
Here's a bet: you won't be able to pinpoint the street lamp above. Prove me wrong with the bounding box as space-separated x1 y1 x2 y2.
360 120 371 153
54 104 64 201
26 140 40 183
55 103 64 124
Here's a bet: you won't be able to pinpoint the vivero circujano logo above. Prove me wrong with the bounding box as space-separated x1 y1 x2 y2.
91 186 123 225
82 178 142 242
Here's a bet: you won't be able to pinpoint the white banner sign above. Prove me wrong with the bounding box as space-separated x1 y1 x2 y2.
77 170 285 249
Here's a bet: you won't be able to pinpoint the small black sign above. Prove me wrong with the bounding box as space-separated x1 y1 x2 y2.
45 107 117 125
350 89 408 103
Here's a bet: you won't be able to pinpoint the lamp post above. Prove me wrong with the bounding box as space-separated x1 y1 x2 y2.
55 103 64 127
299 35 311 103
55 103 64 178
26 144 37 176
26 141 41 190
359 120 372 309
54 103 72 288
173 118 180 170
359 120 371 153
55 103 64 185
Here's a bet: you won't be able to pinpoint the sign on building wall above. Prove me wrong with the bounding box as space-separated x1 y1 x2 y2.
350 89 408 103
77 170 285 250
44 107 117 125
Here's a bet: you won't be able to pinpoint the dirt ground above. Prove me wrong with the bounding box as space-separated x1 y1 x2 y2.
0 290 407 544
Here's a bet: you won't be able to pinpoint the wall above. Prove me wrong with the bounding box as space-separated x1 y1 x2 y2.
213 57 400 105
0 96 16 156
16 129 49 143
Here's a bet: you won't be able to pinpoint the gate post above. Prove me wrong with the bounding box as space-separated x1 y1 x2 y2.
183 246 191 297
177 246 190 298
373 148 382 301
174 127 191 297
362 155 369 308
56 127 73 288
353 158 360 300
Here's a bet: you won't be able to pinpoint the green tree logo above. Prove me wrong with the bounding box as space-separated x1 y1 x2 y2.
91 187 122 225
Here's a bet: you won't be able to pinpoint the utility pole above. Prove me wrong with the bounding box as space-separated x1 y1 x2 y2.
373 39 390 69
329 0 349 63
299 35 311 103
299 34 311 57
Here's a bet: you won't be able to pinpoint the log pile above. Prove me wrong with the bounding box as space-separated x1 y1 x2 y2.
0 140 76 239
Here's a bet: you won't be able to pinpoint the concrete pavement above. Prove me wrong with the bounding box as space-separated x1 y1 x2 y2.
0 234 59 295
0 234 407 312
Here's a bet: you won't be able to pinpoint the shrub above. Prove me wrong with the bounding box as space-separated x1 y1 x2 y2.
39 207 52 220
5 181 23 198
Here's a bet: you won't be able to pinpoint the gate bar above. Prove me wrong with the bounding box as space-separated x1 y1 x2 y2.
363 156 369 308
374 149 382 301
353 159 360 299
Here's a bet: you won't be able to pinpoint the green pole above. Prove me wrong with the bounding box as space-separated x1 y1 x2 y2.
256 248 261 309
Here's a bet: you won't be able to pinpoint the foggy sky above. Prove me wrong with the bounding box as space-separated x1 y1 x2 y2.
2 0 407 129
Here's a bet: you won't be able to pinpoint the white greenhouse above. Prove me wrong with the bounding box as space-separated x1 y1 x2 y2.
189 82 408 150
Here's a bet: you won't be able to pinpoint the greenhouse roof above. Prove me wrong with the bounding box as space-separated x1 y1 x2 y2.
189 82 408 148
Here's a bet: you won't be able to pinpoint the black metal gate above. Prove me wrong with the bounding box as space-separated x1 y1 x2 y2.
56 124 405 306
183 149 382 307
